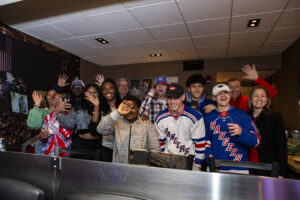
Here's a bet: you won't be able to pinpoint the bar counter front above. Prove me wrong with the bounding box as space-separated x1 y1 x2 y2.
0 151 299 200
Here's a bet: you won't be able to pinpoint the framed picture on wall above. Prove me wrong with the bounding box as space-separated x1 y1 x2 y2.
141 78 152 96
167 76 178 84
130 79 140 96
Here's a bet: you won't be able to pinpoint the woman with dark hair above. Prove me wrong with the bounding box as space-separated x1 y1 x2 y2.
27 89 57 154
248 85 287 177
99 78 122 162
56 83 102 159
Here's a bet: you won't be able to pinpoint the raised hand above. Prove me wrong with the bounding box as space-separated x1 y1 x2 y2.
57 74 69 87
241 64 258 81
32 90 42 107
148 88 156 95
39 128 50 139
227 123 242 136
95 74 105 87
84 92 100 107
117 100 133 116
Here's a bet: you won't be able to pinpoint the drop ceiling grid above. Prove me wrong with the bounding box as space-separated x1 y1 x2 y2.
0 0 299 66
256 0 296 55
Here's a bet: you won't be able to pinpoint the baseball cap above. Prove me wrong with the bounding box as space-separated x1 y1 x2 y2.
212 83 230 96
71 79 85 88
154 76 168 85
166 83 184 98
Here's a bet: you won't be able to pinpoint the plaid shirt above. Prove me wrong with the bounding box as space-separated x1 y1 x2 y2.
139 90 167 123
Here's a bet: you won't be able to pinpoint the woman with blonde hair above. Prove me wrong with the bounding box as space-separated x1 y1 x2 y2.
248 85 287 177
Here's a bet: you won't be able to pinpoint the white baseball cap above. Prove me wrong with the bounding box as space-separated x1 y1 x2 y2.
212 84 230 96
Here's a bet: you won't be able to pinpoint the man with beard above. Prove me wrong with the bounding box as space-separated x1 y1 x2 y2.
140 76 168 123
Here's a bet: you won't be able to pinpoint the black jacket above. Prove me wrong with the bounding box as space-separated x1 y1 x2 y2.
252 110 287 177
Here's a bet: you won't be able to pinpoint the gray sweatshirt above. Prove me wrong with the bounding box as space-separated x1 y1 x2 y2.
97 110 160 164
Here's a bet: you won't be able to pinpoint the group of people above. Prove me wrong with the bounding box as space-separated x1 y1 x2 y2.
26 64 287 178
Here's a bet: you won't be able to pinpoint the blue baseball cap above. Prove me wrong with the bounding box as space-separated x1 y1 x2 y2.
154 76 168 85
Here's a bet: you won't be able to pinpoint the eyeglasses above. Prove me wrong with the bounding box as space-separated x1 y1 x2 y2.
73 86 83 90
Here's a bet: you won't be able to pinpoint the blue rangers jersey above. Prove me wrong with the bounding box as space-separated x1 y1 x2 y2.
204 106 261 171
155 105 208 164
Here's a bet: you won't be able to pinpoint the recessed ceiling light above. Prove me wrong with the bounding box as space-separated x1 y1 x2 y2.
95 38 109 44
247 19 260 28
149 53 162 57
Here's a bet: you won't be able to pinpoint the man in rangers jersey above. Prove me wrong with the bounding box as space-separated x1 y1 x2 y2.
155 83 207 167
205 83 261 173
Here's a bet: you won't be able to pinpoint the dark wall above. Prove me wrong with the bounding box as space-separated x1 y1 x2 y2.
0 33 80 146
273 38 300 130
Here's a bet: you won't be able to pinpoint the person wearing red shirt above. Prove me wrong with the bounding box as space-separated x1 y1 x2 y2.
227 64 278 112
227 64 278 163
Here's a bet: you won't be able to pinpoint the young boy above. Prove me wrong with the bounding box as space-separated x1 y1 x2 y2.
155 83 207 167
97 95 160 164
204 83 261 173
185 74 215 116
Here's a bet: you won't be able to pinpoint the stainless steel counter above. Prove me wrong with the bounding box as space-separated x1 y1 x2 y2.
0 151 299 200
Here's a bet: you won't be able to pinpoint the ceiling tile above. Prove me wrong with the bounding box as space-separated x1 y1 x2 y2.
257 51 282 56
146 23 190 40
287 0 300 9
231 11 281 33
78 33 123 47
169 49 200 61
52 17 104 37
73 48 109 58
197 46 227 57
268 26 300 42
159 38 195 50
87 10 142 32
260 40 295 52
232 0 289 16
88 56 118 66
126 42 164 54
62 0 124 16
0 2 46 28
53 38 93 50
110 29 154 44
128 1 184 27
177 0 231 22
230 30 269 45
275 8 300 28
10 20 47 29
121 0 172 8
229 43 261 56
20 24 74 41
187 18 230 37
102 45 135 55
193 34 229 48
